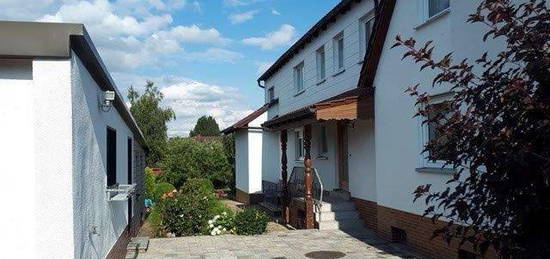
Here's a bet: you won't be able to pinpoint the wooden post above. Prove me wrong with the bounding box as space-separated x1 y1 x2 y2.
303 124 315 229
280 130 289 225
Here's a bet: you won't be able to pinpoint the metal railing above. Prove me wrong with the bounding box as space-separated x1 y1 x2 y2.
288 167 324 221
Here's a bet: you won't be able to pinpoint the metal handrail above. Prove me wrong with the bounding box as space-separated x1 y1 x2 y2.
313 168 324 224
287 167 324 226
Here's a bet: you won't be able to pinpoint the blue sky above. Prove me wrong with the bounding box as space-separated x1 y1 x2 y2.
0 0 340 135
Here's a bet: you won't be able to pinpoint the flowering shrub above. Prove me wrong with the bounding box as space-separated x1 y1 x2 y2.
207 211 235 236
234 208 269 236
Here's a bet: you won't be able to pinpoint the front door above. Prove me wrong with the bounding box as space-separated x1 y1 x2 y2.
337 122 349 191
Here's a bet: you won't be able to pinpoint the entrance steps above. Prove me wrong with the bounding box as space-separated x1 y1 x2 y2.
317 191 364 231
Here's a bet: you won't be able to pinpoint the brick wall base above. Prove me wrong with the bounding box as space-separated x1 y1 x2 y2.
235 188 264 205
351 197 497 259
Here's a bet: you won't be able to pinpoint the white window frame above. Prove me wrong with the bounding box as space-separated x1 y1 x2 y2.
293 62 305 94
333 32 345 74
419 0 450 23
359 12 375 61
417 93 454 170
316 45 326 82
317 125 328 157
268 86 275 102
295 129 304 161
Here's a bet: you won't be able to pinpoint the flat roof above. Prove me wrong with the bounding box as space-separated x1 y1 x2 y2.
0 20 147 148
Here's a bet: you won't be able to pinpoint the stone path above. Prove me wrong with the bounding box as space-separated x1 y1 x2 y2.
131 229 423 259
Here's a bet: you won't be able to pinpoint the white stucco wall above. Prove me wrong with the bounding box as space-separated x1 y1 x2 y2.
235 130 249 192
0 59 37 258
71 53 134 258
373 0 504 215
348 119 376 201
265 0 375 118
261 130 280 183
247 129 263 194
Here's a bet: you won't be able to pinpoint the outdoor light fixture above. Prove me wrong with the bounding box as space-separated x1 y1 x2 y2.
100 90 116 112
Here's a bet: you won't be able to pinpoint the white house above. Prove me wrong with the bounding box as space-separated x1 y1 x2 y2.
0 21 147 259
226 0 504 258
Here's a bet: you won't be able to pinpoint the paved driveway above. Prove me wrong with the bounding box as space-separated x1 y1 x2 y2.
131 229 422 259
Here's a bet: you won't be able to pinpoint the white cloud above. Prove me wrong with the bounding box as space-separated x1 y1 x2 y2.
160 79 253 136
257 61 274 75
185 48 244 63
242 24 296 50
224 0 247 7
155 25 230 45
229 10 259 24
271 9 281 15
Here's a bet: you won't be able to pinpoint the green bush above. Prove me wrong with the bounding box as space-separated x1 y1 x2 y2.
145 167 156 200
159 178 224 236
152 182 175 202
207 211 235 235
159 137 232 189
234 208 269 235
148 205 164 237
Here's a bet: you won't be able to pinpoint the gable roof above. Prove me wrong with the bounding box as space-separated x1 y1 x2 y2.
0 21 147 148
257 0 362 84
221 104 268 134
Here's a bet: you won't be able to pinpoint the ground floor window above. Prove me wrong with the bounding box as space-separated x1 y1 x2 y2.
295 130 304 160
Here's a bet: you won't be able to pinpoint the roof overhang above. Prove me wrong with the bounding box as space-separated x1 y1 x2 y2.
0 21 148 150
262 88 374 130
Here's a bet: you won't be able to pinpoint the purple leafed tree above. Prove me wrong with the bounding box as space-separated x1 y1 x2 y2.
392 0 549 257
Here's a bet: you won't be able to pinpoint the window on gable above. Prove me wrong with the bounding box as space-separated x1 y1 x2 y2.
293 62 304 93
428 0 449 18
333 32 344 71
268 87 275 102
106 127 117 187
316 45 326 81
360 14 375 59
295 130 304 160
318 125 328 155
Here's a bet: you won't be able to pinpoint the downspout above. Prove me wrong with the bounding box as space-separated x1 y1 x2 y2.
257 79 265 88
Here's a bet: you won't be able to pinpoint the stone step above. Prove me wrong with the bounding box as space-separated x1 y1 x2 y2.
318 218 365 231
318 210 359 221
319 201 356 212
127 237 149 252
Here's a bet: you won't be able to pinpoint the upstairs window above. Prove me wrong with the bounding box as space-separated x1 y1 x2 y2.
360 14 375 59
316 45 326 81
428 0 449 18
293 62 304 94
268 87 275 102
333 32 344 72
106 127 117 187
426 101 453 161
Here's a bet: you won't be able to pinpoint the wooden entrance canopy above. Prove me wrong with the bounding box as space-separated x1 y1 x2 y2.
262 87 374 130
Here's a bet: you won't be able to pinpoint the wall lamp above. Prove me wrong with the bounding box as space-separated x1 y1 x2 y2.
100 90 116 112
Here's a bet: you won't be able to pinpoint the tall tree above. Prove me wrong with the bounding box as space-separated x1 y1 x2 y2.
393 1 549 257
128 81 175 166
189 116 221 137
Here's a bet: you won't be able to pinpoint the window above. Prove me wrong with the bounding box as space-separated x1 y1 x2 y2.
316 45 326 81
106 127 117 187
426 101 452 161
360 14 375 58
318 125 328 155
295 130 304 160
333 32 344 72
428 0 449 18
293 62 304 93
268 87 275 101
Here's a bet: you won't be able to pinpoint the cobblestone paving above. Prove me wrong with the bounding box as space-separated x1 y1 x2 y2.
132 229 423 259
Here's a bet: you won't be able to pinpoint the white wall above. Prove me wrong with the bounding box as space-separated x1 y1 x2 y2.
71 53 134 258
0 59 37 258
262 130 280 183
247 129 263 194
373 0 503 215
265 0 375 118
348 119 377 201
235 130 249 192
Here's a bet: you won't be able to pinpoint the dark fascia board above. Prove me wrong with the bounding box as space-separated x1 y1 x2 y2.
0 21 147 149
257 0 361 83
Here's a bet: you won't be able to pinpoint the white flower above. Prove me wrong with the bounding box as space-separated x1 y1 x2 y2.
208 220 213 224
222 212 227 216
223 228 227 232
214 215 220 220
210 230 216 236
209 224 214 228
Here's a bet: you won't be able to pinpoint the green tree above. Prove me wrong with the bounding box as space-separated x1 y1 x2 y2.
189 116 221 137
159 137 231 189
128 81 175 166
